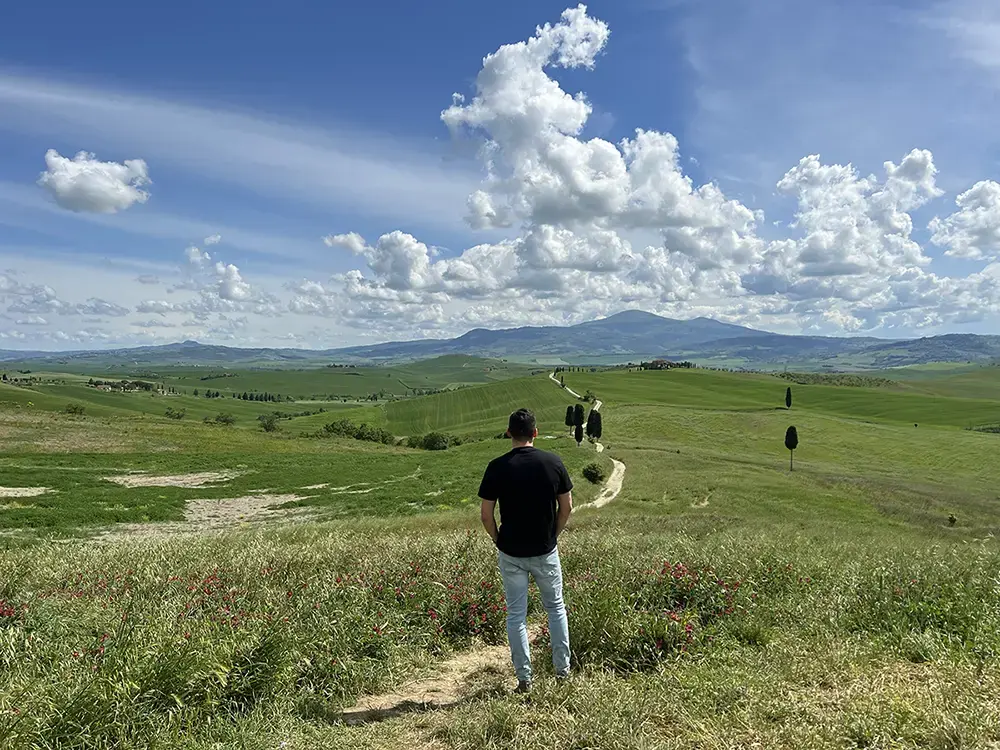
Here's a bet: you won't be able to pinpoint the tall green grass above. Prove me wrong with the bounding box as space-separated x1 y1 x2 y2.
3 526 1000 748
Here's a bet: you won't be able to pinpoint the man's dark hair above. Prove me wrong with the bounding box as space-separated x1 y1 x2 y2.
507 408 536 440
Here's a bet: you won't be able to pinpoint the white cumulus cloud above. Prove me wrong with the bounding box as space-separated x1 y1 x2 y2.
37 149 150 213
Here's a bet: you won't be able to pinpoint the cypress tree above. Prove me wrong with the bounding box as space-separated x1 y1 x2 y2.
785 387 792 410
785 426 799 471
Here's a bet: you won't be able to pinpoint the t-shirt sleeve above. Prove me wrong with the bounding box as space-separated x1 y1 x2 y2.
478 461 500 501
556 459 573 494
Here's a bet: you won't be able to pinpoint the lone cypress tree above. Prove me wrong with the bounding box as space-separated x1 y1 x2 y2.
565 406 574 435
574 424 584 446
785 387 792 410
592 411 603 441
785 426 799 471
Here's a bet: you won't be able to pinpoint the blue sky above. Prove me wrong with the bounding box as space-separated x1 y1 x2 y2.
2 0 1000 350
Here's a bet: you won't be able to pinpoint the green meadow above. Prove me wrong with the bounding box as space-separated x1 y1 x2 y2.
2 360 1000 747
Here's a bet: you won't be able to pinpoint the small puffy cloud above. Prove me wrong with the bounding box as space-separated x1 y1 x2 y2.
136 274 161 285
132 319 177 329
214 262 251 301
186 246 211 266
136 300 178 315
204 234 222 246
324 232 368 254
37 149 150 213
76 299 130 317
15 315 47 326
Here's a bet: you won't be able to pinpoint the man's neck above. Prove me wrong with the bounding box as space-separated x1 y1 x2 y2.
511 440 535 450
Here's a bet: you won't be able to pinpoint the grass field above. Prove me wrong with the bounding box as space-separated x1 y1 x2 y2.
3 361 1000 748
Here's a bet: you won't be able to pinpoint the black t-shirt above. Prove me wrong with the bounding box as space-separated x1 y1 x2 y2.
478 446 573 558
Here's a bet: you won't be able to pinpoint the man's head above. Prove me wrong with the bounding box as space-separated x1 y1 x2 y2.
507 408 537 444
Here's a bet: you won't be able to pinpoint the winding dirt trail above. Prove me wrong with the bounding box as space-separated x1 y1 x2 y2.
549 373 625 508
339 625 544 724
549 372 583 399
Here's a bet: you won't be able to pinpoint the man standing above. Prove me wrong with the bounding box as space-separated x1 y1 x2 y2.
479 408 573 693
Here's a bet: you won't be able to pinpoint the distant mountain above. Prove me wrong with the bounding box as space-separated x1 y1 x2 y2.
2 312 999 370
329 311 888 363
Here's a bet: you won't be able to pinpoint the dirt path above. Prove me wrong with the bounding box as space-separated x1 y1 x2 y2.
340 625 543 725
587 458 625 509
546 376 624 507
549 372 583 399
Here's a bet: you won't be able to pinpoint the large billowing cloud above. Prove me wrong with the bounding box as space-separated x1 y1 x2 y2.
289 5 1000 336
37 149 150 213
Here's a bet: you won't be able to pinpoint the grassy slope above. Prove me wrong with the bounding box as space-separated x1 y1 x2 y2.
385 376 576 437
6 356 537 401
564 367 1000 427
0 407 610 535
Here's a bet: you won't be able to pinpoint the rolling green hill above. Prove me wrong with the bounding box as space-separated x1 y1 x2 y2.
386 376 576 437
561 367 1000 428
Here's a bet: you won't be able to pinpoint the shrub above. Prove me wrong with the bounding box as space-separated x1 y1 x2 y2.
258 413 280 433
164 407 185 420
318 419 395 445
421 432 450 451
214 413 236 426
64 403 85 416
582 463 606 484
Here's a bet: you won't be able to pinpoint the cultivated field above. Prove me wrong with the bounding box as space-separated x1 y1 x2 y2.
2 362 1000 748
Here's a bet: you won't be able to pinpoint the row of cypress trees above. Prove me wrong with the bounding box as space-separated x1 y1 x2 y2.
564 403 602 446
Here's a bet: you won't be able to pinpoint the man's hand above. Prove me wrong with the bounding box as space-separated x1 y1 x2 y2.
480 499 499 545
556 491 573 536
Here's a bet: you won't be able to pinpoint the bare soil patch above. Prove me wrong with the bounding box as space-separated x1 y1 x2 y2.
340 625 541 725
96 493 314 540
0 487 51 498
103 470 241 488
184 493 311 527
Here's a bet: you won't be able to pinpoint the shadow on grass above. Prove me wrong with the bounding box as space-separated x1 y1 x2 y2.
300 684 507 726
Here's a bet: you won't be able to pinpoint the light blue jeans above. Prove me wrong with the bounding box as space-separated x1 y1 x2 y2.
497 549 571 681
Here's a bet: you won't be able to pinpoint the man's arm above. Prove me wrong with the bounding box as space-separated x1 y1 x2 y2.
480 499 499 545
556 491 573 536
555 458 574 536
478 461 500 545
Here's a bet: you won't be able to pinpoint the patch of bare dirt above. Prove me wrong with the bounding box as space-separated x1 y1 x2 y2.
103 470 241 488
96 493 314 540
0 487 51 498
183 493 310 526
340 625 542 725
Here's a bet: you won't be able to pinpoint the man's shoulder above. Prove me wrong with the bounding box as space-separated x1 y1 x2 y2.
531 447 566 467
486 452 511 470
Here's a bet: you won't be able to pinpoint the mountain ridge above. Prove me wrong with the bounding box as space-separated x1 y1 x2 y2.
1 311 997 369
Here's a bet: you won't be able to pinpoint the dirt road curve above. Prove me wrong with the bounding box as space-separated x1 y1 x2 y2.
549 373 624 507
